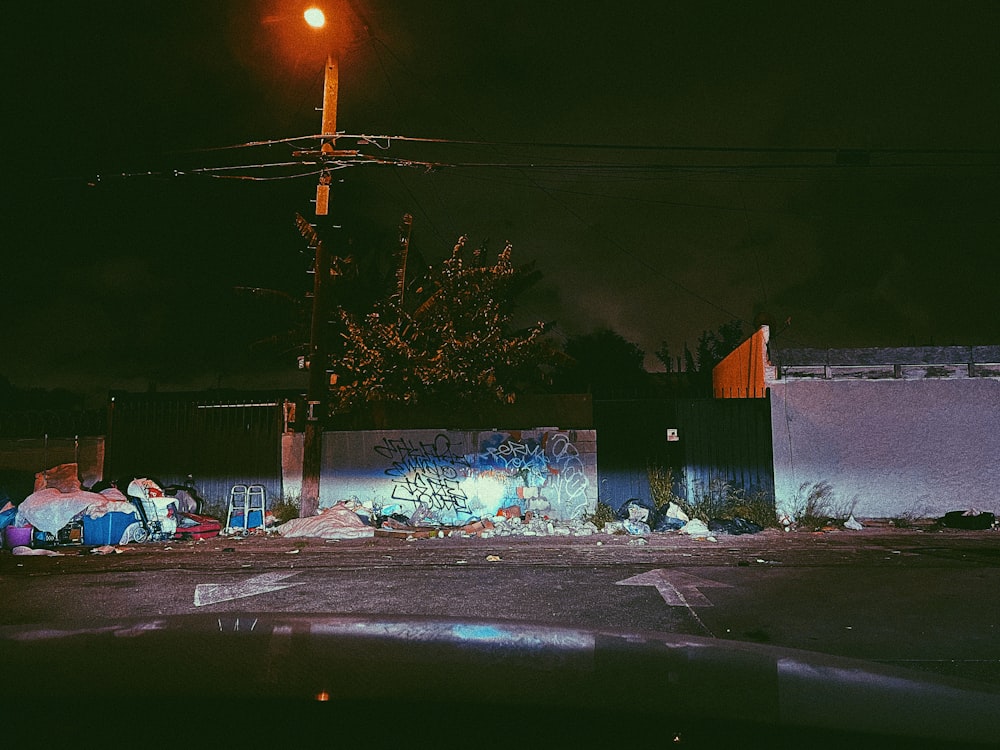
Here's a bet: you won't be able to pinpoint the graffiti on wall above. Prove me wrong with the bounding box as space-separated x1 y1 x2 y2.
544 431 591 517
373 434 473 515
364 430 595 524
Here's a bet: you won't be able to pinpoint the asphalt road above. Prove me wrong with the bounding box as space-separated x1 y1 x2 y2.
2 525 998 686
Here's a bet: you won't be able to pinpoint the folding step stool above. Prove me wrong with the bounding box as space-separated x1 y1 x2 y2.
226 484 266 534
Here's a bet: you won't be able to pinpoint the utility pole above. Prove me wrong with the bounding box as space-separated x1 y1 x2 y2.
300 54 339 518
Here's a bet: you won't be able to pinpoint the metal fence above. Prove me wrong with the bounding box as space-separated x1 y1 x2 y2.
0 409 107 439
675 395 774 501
104 392 285 511
594 395 774 512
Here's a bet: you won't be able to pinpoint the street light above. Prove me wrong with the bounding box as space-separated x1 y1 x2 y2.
303 7 326 28
301 5 339 518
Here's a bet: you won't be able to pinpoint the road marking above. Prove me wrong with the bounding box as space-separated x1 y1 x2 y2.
616 569 731 638
616 570 731 607
194 571 305 607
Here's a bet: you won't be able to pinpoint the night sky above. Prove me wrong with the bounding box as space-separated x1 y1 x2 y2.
4 0 999 406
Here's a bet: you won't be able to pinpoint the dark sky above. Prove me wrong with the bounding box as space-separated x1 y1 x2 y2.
4 0 999 405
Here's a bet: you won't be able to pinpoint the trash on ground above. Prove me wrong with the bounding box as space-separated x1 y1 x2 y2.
623 520 652 535
679 518 712 537
653 501 689 532
89 545 122 555
654 516 686 532
938 509 996 530
708 517 764 536
486 555 502 562
18 488 104 535
617 498 656 526
376 509 597 539
12 545 63 556
276 502 376 540
844 514 864 531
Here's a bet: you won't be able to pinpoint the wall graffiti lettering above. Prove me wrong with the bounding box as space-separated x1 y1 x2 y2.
338 429 596 524
544 431 590 516
475 432 591 517
481 438 548 482
373 434 472 512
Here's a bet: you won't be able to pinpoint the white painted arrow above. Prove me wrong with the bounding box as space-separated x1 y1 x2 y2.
194 571 305 607
616 569 731 607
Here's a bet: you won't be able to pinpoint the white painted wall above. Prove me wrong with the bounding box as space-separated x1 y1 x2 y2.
769 378 1000 519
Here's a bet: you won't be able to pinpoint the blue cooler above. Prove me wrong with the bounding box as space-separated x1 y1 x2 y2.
83 511 139 545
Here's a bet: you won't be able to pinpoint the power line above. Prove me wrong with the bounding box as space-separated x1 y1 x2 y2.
179 131 1000 159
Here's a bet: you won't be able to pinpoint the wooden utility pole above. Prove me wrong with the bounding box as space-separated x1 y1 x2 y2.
300 54 339 518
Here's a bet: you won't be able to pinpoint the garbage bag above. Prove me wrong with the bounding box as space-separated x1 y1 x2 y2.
616 498 656 525
654 515 686 532
708 517 763 536
939 510 996 530
680 518 712 537
623 520 652 535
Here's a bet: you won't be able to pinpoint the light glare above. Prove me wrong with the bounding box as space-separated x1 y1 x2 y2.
304 7 326 28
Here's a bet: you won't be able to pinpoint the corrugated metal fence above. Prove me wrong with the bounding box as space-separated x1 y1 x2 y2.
104 392 284 512
675 395 774 501
595 395 774 512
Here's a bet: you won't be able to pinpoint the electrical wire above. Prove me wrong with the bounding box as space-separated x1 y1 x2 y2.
178 131 1000 160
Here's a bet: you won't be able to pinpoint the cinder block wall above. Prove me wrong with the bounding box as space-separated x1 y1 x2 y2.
769 378 1000 519
318 429 598 523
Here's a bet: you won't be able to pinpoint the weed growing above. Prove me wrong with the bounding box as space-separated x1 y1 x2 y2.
791 481 858 530
648 465 778 528
586 501 616 530
647 464 682 513
270 500 299 524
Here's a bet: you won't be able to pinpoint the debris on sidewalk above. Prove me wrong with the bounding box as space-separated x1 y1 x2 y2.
11 546 63 556
679 518 710 536
89 545 122 555
844 514 864 531
616 498 656 535
709 517 764 536
276 502 375 540
938 509 996 530
654 502 688 532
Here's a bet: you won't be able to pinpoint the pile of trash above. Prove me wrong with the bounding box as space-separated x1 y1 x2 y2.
274 501 602 541
1 465 222 551
937 508 997 530
270 497 768 542
602 498 764 539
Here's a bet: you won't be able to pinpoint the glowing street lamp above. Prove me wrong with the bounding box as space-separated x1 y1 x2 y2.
303 7 325 29
301 5 338 518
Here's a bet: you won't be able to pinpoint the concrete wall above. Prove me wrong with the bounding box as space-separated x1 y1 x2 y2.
318 429 598 524
281 432 304 506
769 378 1000 519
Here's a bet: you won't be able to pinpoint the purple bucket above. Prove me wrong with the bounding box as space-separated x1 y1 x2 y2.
3 525 33 549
